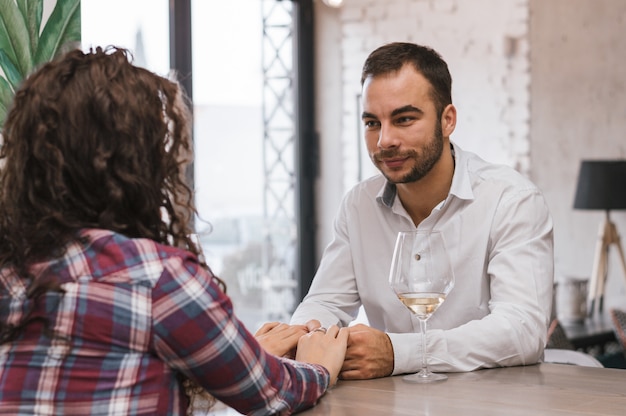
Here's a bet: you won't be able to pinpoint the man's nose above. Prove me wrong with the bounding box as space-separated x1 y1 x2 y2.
377 124 397 149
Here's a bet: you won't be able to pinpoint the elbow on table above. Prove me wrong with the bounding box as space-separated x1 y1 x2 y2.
514 319 548 366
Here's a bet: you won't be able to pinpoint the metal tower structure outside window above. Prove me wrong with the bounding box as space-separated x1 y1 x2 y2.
261 0 317 320
260 0 298 321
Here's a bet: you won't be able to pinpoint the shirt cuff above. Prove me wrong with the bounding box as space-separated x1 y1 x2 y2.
387 332 421 375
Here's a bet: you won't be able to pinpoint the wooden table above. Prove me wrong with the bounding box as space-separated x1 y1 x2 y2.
301 364 626 415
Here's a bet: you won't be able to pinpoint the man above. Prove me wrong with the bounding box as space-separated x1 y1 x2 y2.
290 42 554 379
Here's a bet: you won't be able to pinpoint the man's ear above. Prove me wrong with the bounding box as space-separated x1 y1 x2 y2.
441 104 457 137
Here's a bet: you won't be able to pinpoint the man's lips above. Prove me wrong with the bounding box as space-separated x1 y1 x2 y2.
381 157 409 169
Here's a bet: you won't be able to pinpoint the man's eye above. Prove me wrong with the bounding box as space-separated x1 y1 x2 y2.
363 120 380 129
395 116 414 124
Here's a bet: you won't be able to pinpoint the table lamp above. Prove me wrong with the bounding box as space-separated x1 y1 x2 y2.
573 160 626 317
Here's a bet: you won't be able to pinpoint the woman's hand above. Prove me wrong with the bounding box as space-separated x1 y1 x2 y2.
296 325 349 386
255 322 308 358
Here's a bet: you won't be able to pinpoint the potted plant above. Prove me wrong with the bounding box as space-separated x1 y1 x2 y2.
0 0 80 128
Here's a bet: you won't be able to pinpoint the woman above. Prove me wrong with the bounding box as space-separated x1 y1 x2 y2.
0 47 347 415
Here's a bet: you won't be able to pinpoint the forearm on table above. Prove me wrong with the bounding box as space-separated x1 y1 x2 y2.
388 312 548 374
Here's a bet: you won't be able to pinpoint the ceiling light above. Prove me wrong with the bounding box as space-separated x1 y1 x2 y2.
322 0 344 8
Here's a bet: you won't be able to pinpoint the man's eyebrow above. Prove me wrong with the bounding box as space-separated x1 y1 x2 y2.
391 105 423 117
361 111 377 120
361 105 423 120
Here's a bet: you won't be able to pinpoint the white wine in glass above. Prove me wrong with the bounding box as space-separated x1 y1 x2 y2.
389 230 455 383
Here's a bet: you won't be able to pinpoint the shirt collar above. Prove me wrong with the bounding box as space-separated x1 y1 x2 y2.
376 141 475 208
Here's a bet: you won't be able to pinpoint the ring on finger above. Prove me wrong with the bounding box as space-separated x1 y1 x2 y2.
313 327 327 334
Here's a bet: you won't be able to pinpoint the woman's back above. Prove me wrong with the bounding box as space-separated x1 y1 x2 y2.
0 229 329 415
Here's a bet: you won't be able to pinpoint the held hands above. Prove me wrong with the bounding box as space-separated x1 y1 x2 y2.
303 321 393 381
255 320 389 383
296 324 349 386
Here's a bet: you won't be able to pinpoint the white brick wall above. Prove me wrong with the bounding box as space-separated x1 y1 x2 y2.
332 0 531 192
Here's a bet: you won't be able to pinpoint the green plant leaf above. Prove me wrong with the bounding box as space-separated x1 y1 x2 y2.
34 0 80 66
0 0 33 76
17 0 44 53
0 49 24 90
0 75 13 127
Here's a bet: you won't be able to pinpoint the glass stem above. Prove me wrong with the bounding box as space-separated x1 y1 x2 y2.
420 318 428 373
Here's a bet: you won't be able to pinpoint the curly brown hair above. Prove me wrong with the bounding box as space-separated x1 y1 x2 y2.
0 46 221 342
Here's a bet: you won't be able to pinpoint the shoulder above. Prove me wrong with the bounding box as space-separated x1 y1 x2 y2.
460 149 540 193
76 229 203 287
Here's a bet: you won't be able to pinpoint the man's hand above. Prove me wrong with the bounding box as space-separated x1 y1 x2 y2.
254 322 308 358
339 324 394 380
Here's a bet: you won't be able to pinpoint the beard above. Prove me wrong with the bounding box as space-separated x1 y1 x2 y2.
372 120 444 184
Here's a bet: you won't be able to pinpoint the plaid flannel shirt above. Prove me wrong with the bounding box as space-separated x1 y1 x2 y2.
0 229 329 415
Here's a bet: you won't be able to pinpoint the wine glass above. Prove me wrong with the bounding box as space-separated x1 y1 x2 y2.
389 230 455 383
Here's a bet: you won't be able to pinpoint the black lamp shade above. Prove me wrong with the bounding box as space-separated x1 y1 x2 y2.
573 160 626 210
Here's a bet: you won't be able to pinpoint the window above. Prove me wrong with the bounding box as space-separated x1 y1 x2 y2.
81 0 169 74
193 1 301 330
82 1 311 331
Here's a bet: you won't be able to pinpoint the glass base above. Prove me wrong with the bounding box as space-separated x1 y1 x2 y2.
402 370 448 384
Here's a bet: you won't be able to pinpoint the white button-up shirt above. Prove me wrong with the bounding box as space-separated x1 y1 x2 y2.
291 142 554 374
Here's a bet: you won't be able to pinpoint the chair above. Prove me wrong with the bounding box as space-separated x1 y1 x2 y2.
609 308 626 357
543 348 604 367
546 319 575 350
